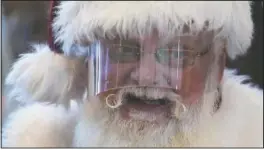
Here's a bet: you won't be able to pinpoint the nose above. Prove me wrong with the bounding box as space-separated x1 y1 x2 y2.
130 54 157 86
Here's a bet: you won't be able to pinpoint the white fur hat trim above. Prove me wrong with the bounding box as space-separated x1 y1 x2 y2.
52 1 253 59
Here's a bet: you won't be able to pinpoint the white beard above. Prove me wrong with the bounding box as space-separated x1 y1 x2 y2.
73 89 218 147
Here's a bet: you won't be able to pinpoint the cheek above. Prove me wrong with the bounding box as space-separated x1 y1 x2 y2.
181 68 208 104
105 63 136 87
180 56 212 105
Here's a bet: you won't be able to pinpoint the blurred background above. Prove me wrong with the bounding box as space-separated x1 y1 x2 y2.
1 1 263 99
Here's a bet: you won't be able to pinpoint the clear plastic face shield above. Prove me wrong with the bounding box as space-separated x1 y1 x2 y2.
85 31 217 105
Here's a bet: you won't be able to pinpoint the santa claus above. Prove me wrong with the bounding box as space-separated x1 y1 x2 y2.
2 1 263 147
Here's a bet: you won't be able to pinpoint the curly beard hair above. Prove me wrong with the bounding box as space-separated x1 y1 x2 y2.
73 86 219 147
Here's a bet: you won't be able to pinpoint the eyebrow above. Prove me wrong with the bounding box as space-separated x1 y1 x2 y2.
77 26 215 51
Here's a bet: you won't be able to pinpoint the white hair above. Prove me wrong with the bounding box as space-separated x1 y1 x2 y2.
73 83 219 147
53 1 253 59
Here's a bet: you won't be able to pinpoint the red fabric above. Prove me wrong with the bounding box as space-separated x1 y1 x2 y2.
48 0 55 51
48 0 63 53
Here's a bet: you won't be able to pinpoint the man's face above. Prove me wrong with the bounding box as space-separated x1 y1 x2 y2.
87 31 216 123
83 31 222 146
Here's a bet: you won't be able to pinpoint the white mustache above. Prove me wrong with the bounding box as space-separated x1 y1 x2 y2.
105 87 188 118
119 87 181 102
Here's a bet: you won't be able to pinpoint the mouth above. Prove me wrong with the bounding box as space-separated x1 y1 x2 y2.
125 93 172 105
119 93 174 123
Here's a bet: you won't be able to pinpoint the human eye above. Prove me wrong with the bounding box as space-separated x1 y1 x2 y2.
155 48 186 64
155 48 170 64
171 50 186 59
109 45 140 63
156 47 194 68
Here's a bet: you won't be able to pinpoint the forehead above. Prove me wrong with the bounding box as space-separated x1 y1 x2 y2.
81 30 216 51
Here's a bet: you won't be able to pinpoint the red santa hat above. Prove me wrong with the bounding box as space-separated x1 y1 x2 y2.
5 1 254 106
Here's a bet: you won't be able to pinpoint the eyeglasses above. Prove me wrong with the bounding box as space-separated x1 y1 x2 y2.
108 44 210 68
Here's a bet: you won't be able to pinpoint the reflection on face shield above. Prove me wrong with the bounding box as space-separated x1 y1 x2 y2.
85 34 215 104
